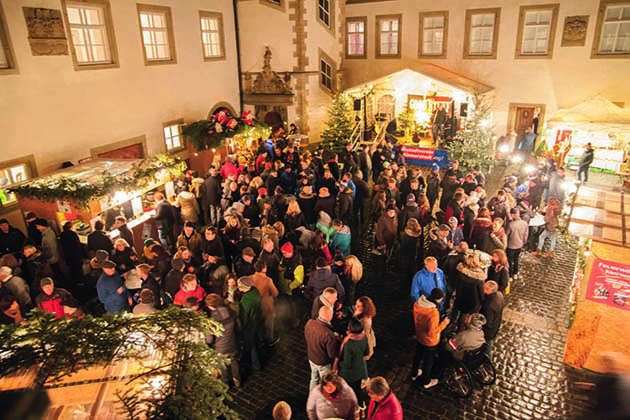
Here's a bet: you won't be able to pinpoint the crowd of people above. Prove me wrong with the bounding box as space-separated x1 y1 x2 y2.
0 124 571 419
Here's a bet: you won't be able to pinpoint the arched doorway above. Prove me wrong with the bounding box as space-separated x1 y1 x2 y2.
263 111 283 128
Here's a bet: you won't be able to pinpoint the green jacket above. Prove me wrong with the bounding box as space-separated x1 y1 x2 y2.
239 288 261 333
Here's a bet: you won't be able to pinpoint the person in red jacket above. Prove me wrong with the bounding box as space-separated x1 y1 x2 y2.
366 376 403 420
173 273 206 308
35 277 72 318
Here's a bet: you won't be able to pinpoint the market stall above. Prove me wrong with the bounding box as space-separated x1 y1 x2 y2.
546 96 630 174
563 182 630 372
9 155 186 255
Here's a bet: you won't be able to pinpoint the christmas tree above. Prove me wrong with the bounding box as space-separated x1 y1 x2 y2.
320 93 355 154
445 91 495 170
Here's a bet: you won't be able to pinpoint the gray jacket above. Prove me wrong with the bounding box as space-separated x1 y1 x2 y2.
207 306 237 354
307 378 357 420
505 219 529 249
2 275 32 312
40 227 59 264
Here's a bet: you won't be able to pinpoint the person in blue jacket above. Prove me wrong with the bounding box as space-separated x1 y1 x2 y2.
331 219 351 257
411 257 446 310
97 260 132 313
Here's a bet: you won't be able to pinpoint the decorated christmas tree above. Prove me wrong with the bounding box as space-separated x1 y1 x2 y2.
445 91 495 170
320 93 355 154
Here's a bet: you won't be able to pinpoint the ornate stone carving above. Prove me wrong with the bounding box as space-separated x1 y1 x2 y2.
248 47 292 95
561 15 589 47
22 7 68 56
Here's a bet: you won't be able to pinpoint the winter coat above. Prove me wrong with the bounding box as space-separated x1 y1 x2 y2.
579 148 595 168
414 295 449 347
285 212 307 232
298 192 318 225
174 285 207 307
59 229 87 266
87 230 113 255
2 275 32 312
478 228 507 254
487 264 509 294
0 225 26 256
306 377 356 420
338 335 370 383
400 203 423 231
316 211 336 243
469 218 493 250
203 175 222 206
40 227 59 265
338 188 354 220
306 267 345 302
439 175 459 210
35 287 71 318
481 291 504 341
399 227 422 266
454 263 486 314
305 317 340 366
279 253 304 295
163 269 184 297
427 229 451 266
367 390 404 420
175 191 200 223
505 219 529 249
97 271 130 313
487 197 510 221
331 225 351 257
411 268 446 303
206 305 237 354
258 248 281 284
426 172 440 200
375 213 398 249
445 199 464 225
447 324 485 359
252 272 278 320
176 231 204 257
314 195 336 220
110 247 137 274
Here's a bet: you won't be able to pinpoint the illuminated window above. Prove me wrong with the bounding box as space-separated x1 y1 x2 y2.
599 5 630 53
0 157 34 207
515 4 559 58
200 12 225 60
163 120 184 152
376 14 402 58
137 4 176 65
464 8 501 59
419 11 448 57
346 17 366 58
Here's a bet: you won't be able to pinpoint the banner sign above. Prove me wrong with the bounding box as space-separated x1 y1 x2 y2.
585 258 630 311
400 145 450 167
407 95 453 115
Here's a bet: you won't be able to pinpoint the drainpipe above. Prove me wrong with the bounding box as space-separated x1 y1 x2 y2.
232 0 244 113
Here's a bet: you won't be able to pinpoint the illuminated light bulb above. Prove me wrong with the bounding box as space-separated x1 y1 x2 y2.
524 165 535 174
511 155 523 164
499 145 509 153
584 249 592 257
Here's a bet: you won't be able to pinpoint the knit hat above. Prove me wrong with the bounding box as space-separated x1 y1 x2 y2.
470 313 487 328
95 249 109 263
448 217 458 225
438 224 451 232
144 238 156 247
333 252 345 263
406 193 416 204
40 277 54 287
171 258 185 271
238 276 254 290
101 260 117 269
258 187 267 196
280 242 294 254
428 287 445 302
35 219 48 227
243 247 256 258
319 187 330 198
0 219 7 225
25 212 37 221
432 163 439 171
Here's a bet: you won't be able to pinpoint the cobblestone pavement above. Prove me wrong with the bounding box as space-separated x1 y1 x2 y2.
228 168 603 419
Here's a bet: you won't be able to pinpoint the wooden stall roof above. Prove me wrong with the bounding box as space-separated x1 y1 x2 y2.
14 159 142 187
566 183 629 248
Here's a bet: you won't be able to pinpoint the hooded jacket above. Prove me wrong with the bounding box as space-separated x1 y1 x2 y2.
306 267 345 302
367 390 403 420
579 148 594 168
375 213 398 248
331 225 351 257
413 295 449 347
454 263 486 314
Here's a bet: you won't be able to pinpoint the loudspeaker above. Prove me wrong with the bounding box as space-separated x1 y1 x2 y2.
353 99 362 111
460 103 468 117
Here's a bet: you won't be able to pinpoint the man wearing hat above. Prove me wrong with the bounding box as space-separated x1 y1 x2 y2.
97 260 132 313
0 266 31 314
0 218 26 257
505 208 529 281
426 163 441 213
238 276 263 372
35 277 72 318
25 212 45 246
235 247 256 278
427 224 452 267
447 217 464 247
446 313 486 360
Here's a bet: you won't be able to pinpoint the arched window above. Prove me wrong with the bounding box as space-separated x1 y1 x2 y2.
377 94 395 121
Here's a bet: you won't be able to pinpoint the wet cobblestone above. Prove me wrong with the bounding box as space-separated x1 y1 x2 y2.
228 170 602 419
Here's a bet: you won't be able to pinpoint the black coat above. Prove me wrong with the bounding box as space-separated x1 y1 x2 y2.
154 200 176 229
314 195 336 220
454 264 486 314
487 264 509 294
0 225 26 256
203 175 222 206
481 291 504 341
87 230 113 254
59 229 87 266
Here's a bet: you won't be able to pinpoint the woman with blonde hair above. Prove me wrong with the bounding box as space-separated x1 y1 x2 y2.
341 255 363 307
285 200 306 232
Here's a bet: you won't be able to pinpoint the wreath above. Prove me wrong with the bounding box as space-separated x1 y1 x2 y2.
183 110 269 151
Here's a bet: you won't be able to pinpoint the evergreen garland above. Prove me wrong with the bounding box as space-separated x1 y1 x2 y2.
444 91 495 171
183 110 269 151
0 307 239 420
7 154 187 208
320 93 356 154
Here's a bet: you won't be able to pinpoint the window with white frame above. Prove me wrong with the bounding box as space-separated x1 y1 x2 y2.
521 10 553 54
0 163 30 206
469 13 495 55
346 18 366 57
137 5 176 64
320 57 333 91
200 12 224 60
66 4 112 64
318 0 331 27
599 5 630 53
377 15 401 57
422 15 445 55
163 123 183 152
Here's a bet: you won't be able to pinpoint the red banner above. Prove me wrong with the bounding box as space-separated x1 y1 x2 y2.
585 258 630 311
401 146 435 161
